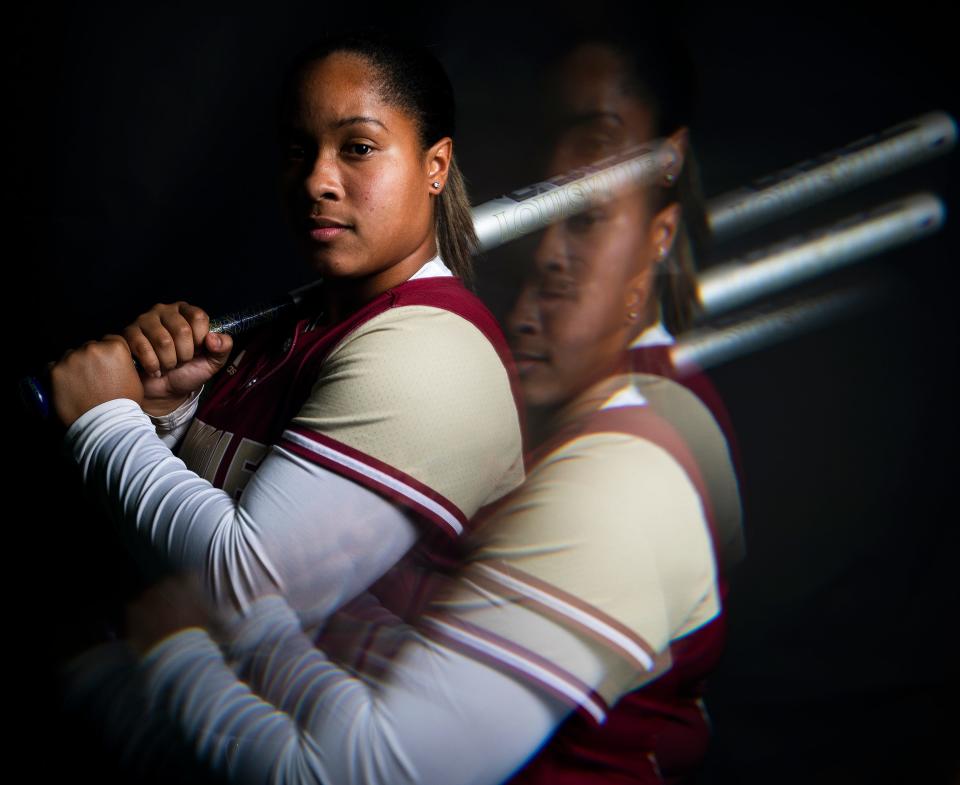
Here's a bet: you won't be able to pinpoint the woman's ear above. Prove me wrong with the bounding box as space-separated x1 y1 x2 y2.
426 137 453 194
623 274 647 325
653 126 689 261
648 202 682 266
662 126 688 186
669 126 690 155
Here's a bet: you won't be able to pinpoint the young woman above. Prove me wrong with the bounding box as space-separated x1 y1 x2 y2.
108 30 742 785
493 33 743 782
50 33 525 632
512 30 744 579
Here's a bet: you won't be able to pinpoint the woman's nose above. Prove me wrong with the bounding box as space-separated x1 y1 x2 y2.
508 286 540 337
305 154 344 201
533 223 568 270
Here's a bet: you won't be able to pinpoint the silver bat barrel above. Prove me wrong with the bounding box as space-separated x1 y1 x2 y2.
697 193 945 317
472 141 680 252
19 115 953 416
706 111 956 242
672 282 888 375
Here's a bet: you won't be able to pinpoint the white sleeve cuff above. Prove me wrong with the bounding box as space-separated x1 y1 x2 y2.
148 387 202 434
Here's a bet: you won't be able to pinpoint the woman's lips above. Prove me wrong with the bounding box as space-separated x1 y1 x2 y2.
307 217 351 242
309 226 349 242
512 350 549 374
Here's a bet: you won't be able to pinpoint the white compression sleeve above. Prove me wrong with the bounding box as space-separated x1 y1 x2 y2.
65 399 419 624
142 594 582 785
147 387 202 450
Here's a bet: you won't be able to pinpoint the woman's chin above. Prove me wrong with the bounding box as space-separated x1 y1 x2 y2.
304 250 359 280
519 375 566 411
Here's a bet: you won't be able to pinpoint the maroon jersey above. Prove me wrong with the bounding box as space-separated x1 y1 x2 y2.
506 400 730 784
176 276 525 534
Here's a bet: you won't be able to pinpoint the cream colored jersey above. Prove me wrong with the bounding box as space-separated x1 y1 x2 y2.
421 382 722 723
285 304 524 535
177 275 525 538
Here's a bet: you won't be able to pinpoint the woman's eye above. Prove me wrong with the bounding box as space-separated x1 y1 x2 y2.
556 125 622 161
574 135 618 159
284 143 307 162
345 142 373 156
565 209 605 233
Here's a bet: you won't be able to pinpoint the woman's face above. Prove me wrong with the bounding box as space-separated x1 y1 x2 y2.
279 52 448 294
508 198 657 410
508 43 675 410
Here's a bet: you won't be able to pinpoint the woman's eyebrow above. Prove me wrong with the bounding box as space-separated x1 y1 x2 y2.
561 110 624 130
336 115 389 131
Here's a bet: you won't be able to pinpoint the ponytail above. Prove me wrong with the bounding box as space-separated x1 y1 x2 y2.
436 154 477 287
656 145 711 335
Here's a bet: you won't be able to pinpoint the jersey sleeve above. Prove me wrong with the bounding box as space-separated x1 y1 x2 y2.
420 430 721 723
65 398 423 623
632 372 745 573
280 305 525 538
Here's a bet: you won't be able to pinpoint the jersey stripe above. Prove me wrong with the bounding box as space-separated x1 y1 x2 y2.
468 562 656 671
279 427 468 537
421 614 608 724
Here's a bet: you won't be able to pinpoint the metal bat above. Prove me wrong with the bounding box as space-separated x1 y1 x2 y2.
18 111 954 416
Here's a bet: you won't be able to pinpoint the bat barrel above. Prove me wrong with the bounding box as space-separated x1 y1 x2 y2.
697 192 945 317
471 141 678 252
706 111 956 241
19 113 954 418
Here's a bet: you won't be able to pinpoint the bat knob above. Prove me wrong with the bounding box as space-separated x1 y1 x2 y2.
18 372 51 420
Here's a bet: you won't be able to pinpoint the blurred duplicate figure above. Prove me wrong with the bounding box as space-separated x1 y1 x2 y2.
488 28 744 782
91 25 743 785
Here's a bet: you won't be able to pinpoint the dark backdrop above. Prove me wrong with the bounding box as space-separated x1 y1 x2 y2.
8 2 958 783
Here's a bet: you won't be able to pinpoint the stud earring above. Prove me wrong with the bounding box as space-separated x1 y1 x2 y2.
432 181 441 189
664 172 676 185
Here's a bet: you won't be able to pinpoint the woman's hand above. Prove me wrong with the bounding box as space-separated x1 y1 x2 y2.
50 335 145 427
125 574 214 657
122 302 234 416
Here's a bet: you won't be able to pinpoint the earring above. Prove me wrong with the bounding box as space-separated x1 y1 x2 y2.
627 309 639 320
432 181 441 189
664 172 676 185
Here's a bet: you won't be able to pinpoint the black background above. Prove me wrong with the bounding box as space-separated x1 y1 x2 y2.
8 2 958 783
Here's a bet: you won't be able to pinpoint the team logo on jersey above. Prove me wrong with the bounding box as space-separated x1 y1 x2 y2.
178 418 268 499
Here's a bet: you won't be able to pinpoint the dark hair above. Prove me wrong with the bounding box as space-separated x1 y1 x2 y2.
277 31 477 285
544 23 709 334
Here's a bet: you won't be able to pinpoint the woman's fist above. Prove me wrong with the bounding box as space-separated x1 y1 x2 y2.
122 302 234 416
50 335 144 427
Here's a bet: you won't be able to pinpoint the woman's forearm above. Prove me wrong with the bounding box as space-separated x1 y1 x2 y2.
66 398 419 622
142 596 568 785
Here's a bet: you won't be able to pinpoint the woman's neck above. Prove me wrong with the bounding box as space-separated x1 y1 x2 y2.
627 297 662 346
320 244 439 322
525 355 634 449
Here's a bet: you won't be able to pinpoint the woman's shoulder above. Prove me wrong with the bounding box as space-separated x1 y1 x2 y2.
326 277 512 369
389 277 506 347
